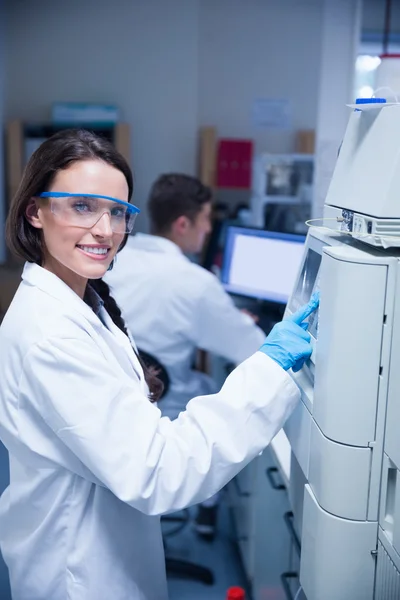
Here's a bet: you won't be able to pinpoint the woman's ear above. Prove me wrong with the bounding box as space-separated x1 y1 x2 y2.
25 198 43 229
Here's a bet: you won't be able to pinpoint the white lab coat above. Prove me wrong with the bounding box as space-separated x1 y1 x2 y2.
0 262 299 600
106 233 266 419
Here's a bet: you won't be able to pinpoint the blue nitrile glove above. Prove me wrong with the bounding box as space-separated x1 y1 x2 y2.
259 292 320 372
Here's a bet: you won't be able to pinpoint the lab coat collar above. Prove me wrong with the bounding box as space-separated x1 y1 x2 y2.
22 262 106 328
22 263 147 397
129 233 185 257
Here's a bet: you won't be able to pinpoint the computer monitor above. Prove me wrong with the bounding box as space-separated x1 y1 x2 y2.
221 226 306 304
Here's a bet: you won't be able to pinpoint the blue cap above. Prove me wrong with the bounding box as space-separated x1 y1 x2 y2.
355 97 386 104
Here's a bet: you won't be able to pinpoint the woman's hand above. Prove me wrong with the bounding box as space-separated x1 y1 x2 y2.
259 292 319 372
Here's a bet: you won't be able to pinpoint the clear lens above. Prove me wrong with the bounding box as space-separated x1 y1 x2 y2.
125 211 137 233
50 196 137 234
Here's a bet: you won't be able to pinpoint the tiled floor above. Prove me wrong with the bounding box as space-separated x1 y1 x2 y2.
166 494 250 600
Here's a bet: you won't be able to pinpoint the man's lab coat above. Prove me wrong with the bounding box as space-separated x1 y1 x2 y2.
106 233 266 418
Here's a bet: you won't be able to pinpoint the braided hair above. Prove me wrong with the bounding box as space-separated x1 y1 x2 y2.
90 278 164 402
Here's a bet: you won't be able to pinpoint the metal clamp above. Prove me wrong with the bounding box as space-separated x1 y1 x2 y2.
281 571 299 600
284 511 301 555
266 466 286 490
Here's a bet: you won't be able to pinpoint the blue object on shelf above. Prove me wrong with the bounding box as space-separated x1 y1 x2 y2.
355 97 387 104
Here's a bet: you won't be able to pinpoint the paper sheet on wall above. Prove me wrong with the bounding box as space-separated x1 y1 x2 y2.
251 98 291 130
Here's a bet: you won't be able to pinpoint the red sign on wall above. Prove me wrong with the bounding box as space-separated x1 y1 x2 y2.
216 139 253 189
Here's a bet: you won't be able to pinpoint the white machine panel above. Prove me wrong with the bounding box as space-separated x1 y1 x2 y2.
284 398 311 479
300 485 377 600
384 264 400 471
289 453 307 541
309 420 371 520
313 247 386 446
325 105 400 219
276 102 400 600
374 539 400 600
379 455 400 560
283 228 398 600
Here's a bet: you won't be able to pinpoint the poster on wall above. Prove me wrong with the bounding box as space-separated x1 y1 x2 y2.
251 98 291 130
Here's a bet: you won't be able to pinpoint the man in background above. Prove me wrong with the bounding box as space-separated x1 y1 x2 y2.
106 173 265 538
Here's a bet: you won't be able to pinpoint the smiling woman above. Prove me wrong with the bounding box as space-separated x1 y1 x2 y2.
7 130 133 259
5 129 162 399
24 160 130 296
0 128 316 600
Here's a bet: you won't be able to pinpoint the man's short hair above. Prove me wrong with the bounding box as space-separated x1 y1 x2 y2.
148 174 212 234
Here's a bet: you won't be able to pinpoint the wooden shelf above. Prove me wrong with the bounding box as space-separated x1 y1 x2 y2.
5 120 130 207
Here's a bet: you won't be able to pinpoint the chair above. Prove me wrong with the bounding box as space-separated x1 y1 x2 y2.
137 349 214 586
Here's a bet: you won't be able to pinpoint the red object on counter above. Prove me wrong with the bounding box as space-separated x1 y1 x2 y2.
226 586 246 600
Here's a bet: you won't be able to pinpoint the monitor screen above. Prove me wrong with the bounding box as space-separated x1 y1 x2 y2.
221 226 306 304
289 248 322 338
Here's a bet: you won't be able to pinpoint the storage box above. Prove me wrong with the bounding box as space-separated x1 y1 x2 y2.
52 103 119 126
295 130 315 154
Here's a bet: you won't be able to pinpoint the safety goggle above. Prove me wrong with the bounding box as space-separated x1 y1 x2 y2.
38 192 140 234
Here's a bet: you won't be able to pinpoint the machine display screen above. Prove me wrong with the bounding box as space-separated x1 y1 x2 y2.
289 248 322 338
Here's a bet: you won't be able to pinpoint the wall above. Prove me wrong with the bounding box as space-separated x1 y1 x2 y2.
4 0 199 232
198 0 323 154
313 0 362 218
362 0 400 37
5 0 353 227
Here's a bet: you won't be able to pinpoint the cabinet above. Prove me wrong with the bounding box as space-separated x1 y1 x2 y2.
5 120 130 207
228 458 258 580
229 446 298 599
252 447 293 600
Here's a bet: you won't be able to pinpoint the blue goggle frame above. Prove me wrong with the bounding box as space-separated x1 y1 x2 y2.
38 192 140 215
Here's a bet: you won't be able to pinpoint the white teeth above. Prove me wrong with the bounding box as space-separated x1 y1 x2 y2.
80 246 108 255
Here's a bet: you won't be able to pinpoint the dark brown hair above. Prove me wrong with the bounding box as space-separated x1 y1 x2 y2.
6 128 133 262
148 173 212 235
6 128 163 401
